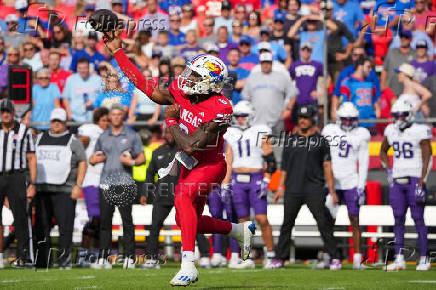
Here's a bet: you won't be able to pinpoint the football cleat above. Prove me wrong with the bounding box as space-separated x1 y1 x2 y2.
329 259 342 270
228 258 255 269
210 254 226 268
233 222 256 261
312 261 329 270
90 258 112 270
383 261 406 271
140 259 161 269
123 257 136 269
169 264 199 287
199 257 211 269
268 259 284 269
416 262 431 271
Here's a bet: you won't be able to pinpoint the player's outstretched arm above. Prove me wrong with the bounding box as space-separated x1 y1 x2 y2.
103 30 173 105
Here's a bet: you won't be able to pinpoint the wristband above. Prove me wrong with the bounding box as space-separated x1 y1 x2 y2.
75 184 82 189
165 118 178 128
131 160 136 167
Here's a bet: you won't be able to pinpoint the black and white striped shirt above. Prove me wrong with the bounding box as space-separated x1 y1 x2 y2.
0 122 35 172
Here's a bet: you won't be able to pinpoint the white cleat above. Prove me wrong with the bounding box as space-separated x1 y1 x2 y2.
91 258 112 270
169 264 199 287
353 263 369 270
383 261 406 271
198 257 211 269
123 257 136 269
312 261 329 270
416 262 431 271
229 258 255 269
263 259 277 269
329 259 342 270
234 222 256 261
140 259 161 269
210 254 226 268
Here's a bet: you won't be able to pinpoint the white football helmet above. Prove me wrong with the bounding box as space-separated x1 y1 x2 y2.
232 100 254 129
336 102 359 131
178 54 228 95
391 99 414 130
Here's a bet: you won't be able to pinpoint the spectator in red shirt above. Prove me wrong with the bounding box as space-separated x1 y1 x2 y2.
49 51 72 93
414 0 436 38
377 87 396 135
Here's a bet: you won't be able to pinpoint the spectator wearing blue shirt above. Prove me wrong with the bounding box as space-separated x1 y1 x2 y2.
70 32 106 72
339 57 379 133
214 1 234 34
63 58 102 122
227 48 250 104
93 74 132 111
31 69 61 131
229 20 255 46
333 46 381 120
168 13 186 47
239 36 259 71
251 26 288 64
333 0 365 43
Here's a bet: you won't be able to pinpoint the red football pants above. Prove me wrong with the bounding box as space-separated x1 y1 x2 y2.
174 159 232 252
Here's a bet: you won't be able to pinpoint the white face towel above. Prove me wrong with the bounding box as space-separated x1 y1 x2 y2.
325 194 339 219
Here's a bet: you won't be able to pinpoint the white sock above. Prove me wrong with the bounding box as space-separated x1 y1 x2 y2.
182 251 195 265
230 253 239 261
353 253 362 264
229 223 241 239
267 251 275 259
419 256 427 264
396 254 405 263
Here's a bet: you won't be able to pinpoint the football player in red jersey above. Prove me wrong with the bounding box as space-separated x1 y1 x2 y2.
103 30 255 286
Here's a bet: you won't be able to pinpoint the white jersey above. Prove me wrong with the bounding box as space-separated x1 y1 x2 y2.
78 123 104 187
384 123 432 179
224 125 271 169
322 124 370 190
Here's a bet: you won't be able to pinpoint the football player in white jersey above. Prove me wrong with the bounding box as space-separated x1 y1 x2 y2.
222 101 277 269
321 102 370 270
380 99 433 271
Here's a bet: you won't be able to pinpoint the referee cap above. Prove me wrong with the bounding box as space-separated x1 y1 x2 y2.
0 99 14 112
50 108 67 122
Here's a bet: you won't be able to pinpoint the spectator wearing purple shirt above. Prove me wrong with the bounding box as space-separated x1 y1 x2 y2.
216 26 238 64
288 42 323 124
410 40 435 84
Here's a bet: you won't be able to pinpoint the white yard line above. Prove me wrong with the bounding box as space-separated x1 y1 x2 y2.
409 280 436 284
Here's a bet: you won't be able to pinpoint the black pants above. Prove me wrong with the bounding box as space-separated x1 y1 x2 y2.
146 204 210 259
275 193 338 260
0 173 29 260
99 190 135 258
34 191 76 267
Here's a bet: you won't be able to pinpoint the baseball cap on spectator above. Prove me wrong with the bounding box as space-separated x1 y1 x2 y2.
260 26 271 35
15 0 28 11
395 63 415 78
88 31 99 41
0 99 14 112
259 52 273 62
5 14 19 23
258 42 272 52
85 3 96 10
399 30 412 38
204 43 219 54
169 6 182 16
50 108 67 122
274 11 286 22
221 1 232 10
300 42 312 50
415 39 428 49
297 105 317 119
171 57 186 67
239 35 252 45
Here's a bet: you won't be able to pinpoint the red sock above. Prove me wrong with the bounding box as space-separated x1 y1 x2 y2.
197 215 232 234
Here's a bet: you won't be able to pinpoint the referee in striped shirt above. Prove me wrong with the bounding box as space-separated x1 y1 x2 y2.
0 99 37 267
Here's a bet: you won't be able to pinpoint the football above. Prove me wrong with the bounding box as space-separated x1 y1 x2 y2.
88 9 119 32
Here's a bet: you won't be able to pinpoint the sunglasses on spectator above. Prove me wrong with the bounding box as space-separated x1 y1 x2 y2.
39 76 50 80
8 53 19 56
170 19 181 22
205 23 214 26
352 53 364 57
249 15 257 20
24 47 34 51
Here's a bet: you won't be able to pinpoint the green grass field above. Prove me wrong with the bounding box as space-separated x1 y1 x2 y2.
1 263 436 289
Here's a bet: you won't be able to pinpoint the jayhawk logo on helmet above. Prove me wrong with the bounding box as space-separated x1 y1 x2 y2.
204 62 223 77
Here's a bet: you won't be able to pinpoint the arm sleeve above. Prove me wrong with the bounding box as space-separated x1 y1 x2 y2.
113 49 156 97
357 131 370 189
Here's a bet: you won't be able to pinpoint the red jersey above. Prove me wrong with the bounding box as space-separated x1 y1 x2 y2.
169 80 232 164
51 69 72 93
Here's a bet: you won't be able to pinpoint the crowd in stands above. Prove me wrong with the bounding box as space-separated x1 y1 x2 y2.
0 0 434 136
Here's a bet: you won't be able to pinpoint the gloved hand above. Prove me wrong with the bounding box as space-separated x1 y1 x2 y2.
258 177 270 199
415 183 427 204
221 183 232 204
357 187 365 206
386 168 393 186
